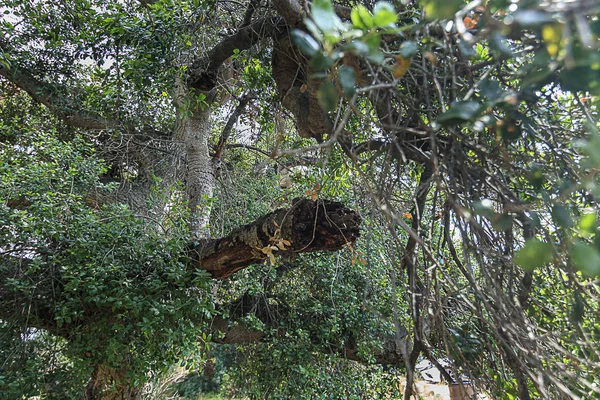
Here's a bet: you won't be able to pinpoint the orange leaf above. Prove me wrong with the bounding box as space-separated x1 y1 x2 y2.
393 56 411 78
311 192 317 201
463 17 476 29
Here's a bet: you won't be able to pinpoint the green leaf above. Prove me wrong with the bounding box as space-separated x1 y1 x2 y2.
489 32 513 56
521 65 555 89
571 241 600 276
290 29 320 56
317 80 339 112
479 79 502 100
312 0 345 35
338 65 356 98
351 5 374 29
560 66 600 95
436 101 483 125
514 239 554 271
366 49 385 64
457 39 476 57
552 205 573 228
342 40 370 55
363 32 382 53
310 51 333 71
579 213 597 235
422 0 464 20
399 41 418 58
372 2 397 27
491 214 513 231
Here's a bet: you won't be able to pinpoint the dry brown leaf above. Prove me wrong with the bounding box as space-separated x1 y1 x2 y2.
424 51 437 66
393 56 411 78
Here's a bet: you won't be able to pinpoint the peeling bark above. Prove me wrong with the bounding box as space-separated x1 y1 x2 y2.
191 199 361 278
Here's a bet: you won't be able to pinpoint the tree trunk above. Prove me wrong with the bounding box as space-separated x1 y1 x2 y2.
172 79 216 240
182 109 215 239
85 364 141 400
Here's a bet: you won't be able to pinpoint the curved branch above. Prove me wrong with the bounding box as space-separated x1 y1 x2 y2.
188 17 286 91
241 0 261 27
0 60 117 130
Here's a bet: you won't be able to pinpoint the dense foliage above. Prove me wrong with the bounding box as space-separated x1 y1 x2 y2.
1 0 599 399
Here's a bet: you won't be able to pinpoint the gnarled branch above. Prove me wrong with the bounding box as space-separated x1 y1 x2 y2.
191 199 361 278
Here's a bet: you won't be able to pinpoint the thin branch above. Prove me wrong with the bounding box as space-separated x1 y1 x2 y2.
214 93 254 159
241 0 261 27
225 143 272 158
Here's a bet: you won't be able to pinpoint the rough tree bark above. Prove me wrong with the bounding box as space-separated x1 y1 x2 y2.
191 198 361 278
180 106 215 239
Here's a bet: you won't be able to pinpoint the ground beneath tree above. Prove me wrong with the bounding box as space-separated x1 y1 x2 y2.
396 378 488 399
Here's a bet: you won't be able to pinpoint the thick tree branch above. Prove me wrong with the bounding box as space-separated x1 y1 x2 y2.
188 17 286 91
190 199 361 278
0 60 117 130
272 0 303 26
